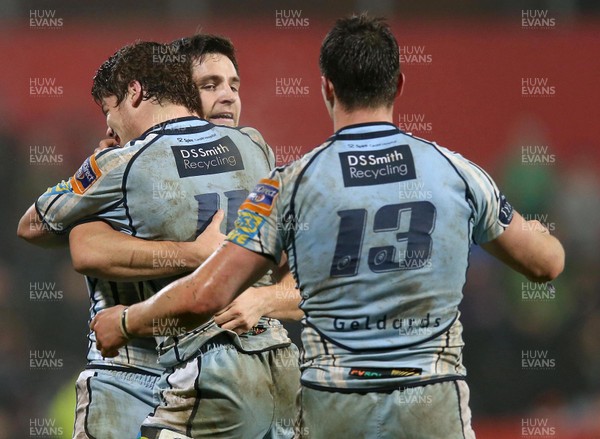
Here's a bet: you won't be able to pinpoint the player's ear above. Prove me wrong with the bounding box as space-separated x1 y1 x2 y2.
395 72 405 98
321 76 334 104
128 80 144 108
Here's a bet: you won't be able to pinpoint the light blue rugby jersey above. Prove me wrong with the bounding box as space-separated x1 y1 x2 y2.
227 122 514 391
36 117 277 371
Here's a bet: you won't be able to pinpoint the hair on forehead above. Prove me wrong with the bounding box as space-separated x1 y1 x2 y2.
173 34 239 75
91 41 201 114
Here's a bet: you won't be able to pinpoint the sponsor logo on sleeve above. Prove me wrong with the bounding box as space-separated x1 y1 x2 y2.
498 192 514 227
171 136 244 178
45 180 71 195
227 209 266 246
69 155 102 194
338 145 416 187
240 178 280 216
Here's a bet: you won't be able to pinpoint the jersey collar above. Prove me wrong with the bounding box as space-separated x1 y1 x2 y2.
144 116 208 135
331 122 400 141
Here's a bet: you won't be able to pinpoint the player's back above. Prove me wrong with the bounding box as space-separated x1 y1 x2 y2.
275 122 508 390
106 117 289 356
118 118 273 305
37 117 275 368
122 118 273 245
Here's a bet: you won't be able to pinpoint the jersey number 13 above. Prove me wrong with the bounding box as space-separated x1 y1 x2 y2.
330 201 436 277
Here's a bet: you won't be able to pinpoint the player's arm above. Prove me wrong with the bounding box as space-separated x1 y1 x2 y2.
69 211 225 281
17 140 122 248
17 204 68 248
20 148 131 251
214 261 303 333
91 242 273 357
481 211 564 282
448 154 565 283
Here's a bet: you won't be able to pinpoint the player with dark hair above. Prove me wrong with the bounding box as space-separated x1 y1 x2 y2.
91 15 565 437
19 41 201 438
319 14 400 110
175 34 241 127
67 34 297 336
19 40 300 438
96 14 564 438
91 42 201 114
64 34 243 282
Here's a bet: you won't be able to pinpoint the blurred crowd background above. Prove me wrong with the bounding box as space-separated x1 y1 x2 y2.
1 0 599 437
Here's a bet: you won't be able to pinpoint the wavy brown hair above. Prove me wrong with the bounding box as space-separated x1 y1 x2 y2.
91 41 201 114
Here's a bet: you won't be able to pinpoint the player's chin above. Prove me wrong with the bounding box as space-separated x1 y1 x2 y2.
208 115 237 127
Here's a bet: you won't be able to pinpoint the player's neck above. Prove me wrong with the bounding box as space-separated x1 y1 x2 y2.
143 103 196 130
332 105 394 132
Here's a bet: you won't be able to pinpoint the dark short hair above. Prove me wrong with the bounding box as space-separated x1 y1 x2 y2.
173 34 239 75
91 41 201 114
319 14 400 110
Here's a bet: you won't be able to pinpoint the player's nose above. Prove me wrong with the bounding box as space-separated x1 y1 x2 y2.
219 85 237 103
106 127 115 138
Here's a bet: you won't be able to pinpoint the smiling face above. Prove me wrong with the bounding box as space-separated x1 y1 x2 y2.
101 94 138 146
192 53 241 127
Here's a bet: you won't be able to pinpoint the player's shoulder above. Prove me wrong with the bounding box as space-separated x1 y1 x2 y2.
424 141 500 199
93 143 140 170
397 130 457 160
210 124 262 143
209 124 266 149
397 130 502 199
237 126 267 146
433 143 497 187
271 138 333 182
216 125 274 167
237 125 274 157
403 131 484 177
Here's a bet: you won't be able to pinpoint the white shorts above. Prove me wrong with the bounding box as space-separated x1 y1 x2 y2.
296 380 476 438
140 333 300 438
73 366 161 439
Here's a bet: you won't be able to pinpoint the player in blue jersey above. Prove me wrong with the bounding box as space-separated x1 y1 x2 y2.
91 15 565 439
67 35 293 335
18 39 300 439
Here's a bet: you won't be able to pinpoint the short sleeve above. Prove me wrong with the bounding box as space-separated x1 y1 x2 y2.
226 171 286 263
437 146 514 245
457 159 513 244
35 148 131 233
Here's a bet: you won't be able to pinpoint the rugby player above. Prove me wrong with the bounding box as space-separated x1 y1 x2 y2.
19 38 300 438
92 15 565 438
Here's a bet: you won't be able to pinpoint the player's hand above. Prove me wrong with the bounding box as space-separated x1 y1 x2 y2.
94 138 120 154
90 305 129 358
214 287 265 334
194 209 227 262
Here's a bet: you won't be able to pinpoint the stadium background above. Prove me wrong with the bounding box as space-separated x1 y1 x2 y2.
1 0 599 437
